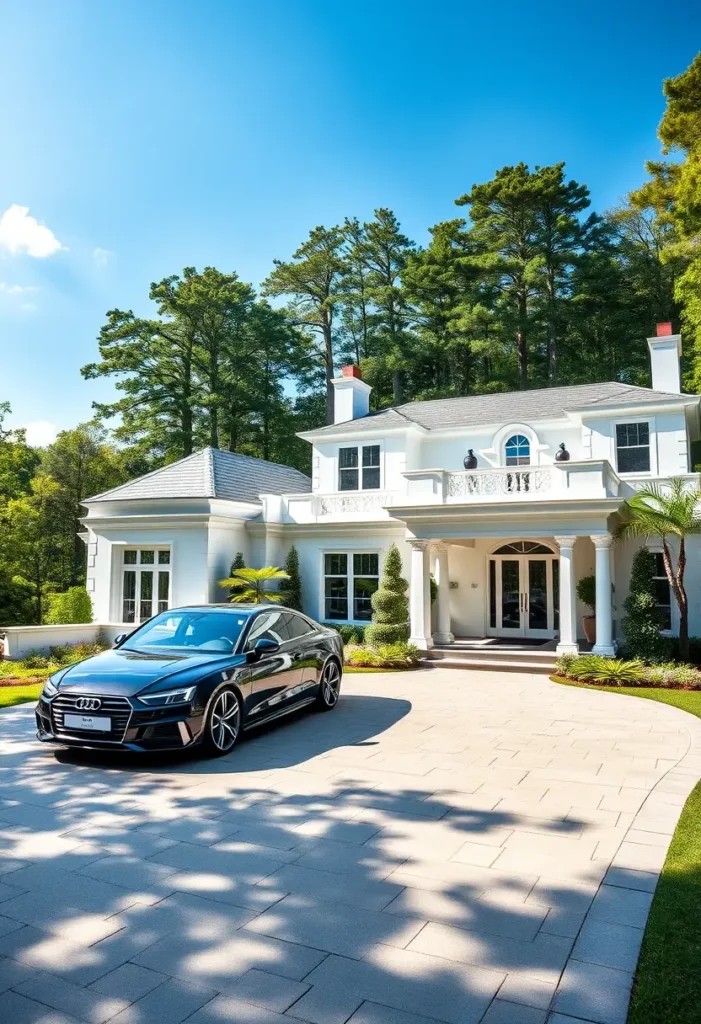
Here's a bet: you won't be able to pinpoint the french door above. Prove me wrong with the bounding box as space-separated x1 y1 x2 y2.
488 554 559 639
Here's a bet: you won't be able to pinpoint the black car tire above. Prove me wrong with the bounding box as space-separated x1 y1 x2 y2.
316 659 342 711
202 687 242 756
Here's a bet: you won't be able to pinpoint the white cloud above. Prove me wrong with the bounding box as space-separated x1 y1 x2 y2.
92 247 114 268
0 282 35 294
0 204 63 258
22 420 58 447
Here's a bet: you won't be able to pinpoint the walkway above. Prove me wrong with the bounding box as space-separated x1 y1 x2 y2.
0 668 699 1024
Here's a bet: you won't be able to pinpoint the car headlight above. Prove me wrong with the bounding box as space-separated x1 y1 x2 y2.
42 678 59 698
138 686 196 707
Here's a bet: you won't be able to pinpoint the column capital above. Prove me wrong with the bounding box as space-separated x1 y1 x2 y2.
408 539 430 551
554 535 578 550
432 542 448 553
591 533 614 549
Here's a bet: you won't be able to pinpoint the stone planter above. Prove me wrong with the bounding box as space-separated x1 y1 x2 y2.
582 615 596 644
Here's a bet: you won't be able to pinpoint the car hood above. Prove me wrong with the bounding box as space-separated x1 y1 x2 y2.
55 647 244 697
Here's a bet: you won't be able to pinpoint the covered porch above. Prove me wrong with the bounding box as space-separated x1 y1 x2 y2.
393 497 623 657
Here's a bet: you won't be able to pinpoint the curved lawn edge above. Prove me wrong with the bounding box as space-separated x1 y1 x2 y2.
0 683 42 708
552 673 701 1024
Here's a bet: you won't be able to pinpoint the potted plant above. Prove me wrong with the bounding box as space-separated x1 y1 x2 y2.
576 575 596 643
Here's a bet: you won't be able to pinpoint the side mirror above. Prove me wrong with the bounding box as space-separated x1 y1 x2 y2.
249 637 280 661
113 633 129 648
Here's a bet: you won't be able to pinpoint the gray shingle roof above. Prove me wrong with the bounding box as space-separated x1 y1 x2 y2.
303 382 695 437
85 448 312 503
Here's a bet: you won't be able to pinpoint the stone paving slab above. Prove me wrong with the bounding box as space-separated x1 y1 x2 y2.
0 667 699 1024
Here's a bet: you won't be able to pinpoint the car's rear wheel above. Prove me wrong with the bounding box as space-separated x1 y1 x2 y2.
203 687 241 756
316 659 341 711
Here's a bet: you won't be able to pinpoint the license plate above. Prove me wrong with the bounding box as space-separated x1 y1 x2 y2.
64 714 112 732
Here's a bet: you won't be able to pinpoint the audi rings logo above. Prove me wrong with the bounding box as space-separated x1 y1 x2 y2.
75 697 101 712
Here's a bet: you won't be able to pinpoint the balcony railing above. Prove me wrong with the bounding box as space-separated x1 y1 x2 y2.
446 467 552 499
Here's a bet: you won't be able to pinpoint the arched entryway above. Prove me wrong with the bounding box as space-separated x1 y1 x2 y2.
487 541 559 639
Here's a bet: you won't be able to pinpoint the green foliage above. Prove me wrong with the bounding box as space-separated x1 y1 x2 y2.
219 565 290 604
278 546 303 611
621 547 671 663
14 639 108 673
617 478 701 661
566 654 646 686
345 641 422 669
323 623 366 645
44 587 93 625
576 575 596 612
365 544 409 646
228 552 246 598
644 662 701 690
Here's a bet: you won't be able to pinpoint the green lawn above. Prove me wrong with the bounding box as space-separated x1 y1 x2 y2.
553 676 701 1024
0 683 43 708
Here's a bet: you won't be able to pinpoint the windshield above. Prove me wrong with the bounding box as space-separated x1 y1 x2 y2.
122 610 249 654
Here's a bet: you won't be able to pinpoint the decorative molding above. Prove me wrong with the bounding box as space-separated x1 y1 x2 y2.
591 534 614 549
554 535 578 550
408 539 430 551
316 492 392 516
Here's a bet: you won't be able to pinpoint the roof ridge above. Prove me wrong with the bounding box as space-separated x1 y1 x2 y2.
204 447 216 497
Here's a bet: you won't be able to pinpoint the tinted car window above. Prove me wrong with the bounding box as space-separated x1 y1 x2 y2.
124 610 248 653
284 612 313 639
244 610 292 650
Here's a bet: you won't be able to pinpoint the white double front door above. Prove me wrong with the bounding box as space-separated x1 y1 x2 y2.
488 547 559 639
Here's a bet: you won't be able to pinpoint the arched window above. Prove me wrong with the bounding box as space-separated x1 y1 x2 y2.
504 434 530 466
493 542 554 555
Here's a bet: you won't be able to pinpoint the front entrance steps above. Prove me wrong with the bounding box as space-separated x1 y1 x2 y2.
426 637 559 673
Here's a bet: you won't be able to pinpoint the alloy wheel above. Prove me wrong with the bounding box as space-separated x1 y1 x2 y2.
321 662 341 707
209 690 240 751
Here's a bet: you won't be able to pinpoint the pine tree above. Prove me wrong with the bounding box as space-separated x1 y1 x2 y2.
279 545 303 611
621 546 668 663
365 544 409 645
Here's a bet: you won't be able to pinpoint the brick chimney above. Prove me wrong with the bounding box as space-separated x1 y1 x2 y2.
648 323 681 394
332 365 372 424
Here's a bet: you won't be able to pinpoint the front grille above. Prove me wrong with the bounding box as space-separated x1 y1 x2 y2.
51 694 132 743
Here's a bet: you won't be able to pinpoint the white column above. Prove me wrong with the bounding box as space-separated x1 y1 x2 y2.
591 534 615 656
555 535 579 655
408 540 433 649
433 543 453 645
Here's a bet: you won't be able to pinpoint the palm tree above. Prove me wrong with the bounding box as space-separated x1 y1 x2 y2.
219 566 290 604
616 478 701 660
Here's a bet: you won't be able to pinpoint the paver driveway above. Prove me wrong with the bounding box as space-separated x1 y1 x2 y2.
0 668 700 1024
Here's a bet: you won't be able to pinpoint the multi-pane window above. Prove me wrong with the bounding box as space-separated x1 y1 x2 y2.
324 552 379 621
652 552 672 630
122 548 171 624
338 445 380 491
616 422 650 473
504 435 530 466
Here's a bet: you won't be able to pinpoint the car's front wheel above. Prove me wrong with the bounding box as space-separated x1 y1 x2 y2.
316 659 341 711
203 687 241 756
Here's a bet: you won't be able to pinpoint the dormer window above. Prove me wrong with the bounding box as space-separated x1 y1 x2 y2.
338 445 380 491
505 435 531 467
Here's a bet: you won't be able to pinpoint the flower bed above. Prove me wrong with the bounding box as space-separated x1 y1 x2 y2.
555 653 701 689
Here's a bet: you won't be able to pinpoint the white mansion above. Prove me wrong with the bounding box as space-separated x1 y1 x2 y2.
78 325 700 655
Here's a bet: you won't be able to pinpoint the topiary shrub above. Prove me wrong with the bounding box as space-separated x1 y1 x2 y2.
620 547 670 663
365 544 409 645
44 587 93 625
228 552 246 598
278 546 303 611
576 575 596 612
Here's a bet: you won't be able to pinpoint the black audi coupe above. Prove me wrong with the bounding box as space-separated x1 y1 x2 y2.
35 605 344 757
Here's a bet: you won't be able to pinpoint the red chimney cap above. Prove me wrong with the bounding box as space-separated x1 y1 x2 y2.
341 365 363 380
656 322 673 337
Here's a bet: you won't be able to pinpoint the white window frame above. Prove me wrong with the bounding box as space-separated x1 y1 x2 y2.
121 546 172 624
320 549 380 624
336 443 383 492
490 423 541 468
613 417 657 476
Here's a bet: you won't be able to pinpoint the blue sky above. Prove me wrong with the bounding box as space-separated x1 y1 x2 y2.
1 0 698 444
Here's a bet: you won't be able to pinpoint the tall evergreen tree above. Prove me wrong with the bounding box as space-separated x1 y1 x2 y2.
263 226 346 424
